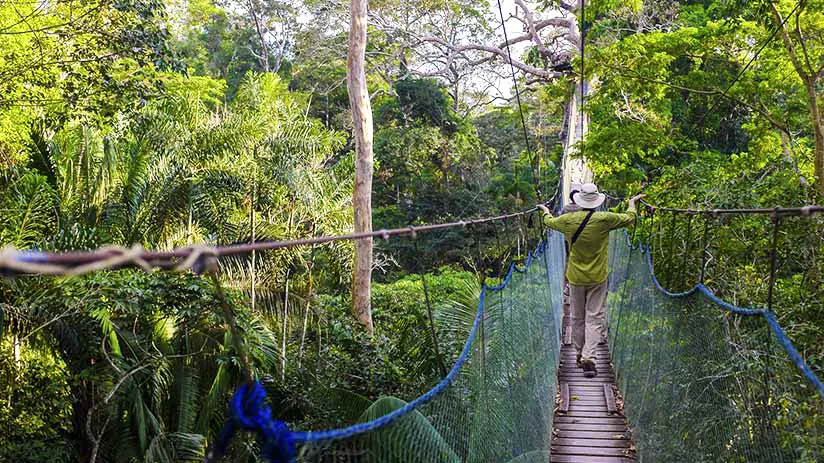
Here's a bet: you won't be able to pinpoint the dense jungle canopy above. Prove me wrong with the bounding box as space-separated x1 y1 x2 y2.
0 0 822 461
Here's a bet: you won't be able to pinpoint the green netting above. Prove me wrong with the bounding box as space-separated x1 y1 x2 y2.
607 231 824 462
292 232 566 462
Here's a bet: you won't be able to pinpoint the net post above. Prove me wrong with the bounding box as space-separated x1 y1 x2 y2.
666 211 677 288
471 222 487 285
762 208 782 451
766 208 781 311
681 212 693 291
699 215 711 284
648 207 656 268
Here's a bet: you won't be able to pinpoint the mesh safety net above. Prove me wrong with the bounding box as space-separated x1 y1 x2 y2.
287 231 566 462
607 230 823 462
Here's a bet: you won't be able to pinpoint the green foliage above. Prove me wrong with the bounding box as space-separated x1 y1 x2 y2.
0 343 74 462
585 1 821 200
357 396 460 462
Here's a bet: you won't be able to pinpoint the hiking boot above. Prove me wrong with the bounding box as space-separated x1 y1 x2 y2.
582 359 598 378
576 353 583 368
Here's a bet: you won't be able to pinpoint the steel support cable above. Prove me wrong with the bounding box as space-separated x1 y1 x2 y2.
579 0 586 160
494 0 539 200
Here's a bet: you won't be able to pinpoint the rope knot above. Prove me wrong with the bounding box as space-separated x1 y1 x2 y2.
210 382 294 463
174 244 219 274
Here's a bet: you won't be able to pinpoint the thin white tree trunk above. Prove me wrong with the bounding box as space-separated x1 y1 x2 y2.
298 267 312 368
13 335 20 368
281 268 290 382
348 0 374 334
250 160 257 312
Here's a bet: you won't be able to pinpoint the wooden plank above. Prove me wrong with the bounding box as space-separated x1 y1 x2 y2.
559 375 616 382
552 423 628 432
568 398 608 406
564 327 572 345
568 404 609 412
604 384 617 414
553 438 630 448
563 380 616 386
551 445 629 457
553 416 626 424
561 358 612 364
550 455 633 463
562 411 618 418
560 383 570 413
568 388 608 395
568 392 608 400
560 358 612 363
551 316 635 462
554 430 630 439
561 357 611 362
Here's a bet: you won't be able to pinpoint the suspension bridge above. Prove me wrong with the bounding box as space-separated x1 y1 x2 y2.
1 199 822 462
2 4 822 460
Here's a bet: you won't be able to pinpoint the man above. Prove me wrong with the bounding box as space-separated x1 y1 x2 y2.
537 184 644 378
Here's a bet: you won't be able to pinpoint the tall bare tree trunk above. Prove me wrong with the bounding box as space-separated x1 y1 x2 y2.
248 0 270 72
770 2 824 195
806 84 824 195
348 0 374 334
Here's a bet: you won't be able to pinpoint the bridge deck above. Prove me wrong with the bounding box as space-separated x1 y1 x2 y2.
550 306 636 463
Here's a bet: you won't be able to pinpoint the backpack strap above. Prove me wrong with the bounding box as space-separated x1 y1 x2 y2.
570 209 596 248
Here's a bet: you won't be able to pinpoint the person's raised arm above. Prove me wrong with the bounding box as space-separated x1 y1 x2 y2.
606 194 645 230
536 204 560 230
627 194 645 212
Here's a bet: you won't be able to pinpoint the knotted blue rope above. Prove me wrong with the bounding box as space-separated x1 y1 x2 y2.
211 382 295 462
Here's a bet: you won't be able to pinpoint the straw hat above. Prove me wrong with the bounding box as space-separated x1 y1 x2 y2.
572 183 606 209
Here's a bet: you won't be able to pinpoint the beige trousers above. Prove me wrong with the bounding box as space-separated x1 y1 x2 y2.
569 281 608 362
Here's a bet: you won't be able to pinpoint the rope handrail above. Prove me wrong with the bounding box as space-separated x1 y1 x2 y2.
639 201 824 217
0 208 543 276
595 194 822 217
623 232 824 399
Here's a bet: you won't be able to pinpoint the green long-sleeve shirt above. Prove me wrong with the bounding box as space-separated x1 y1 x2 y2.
543 206 637 286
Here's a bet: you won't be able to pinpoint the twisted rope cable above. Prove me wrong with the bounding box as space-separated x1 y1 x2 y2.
0 209 540 277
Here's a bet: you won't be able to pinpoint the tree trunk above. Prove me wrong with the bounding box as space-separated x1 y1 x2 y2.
72 381 95 462
769 2 824 195
248 0 270 72
805 81 824 195
281 268 289 382
348 0 374 334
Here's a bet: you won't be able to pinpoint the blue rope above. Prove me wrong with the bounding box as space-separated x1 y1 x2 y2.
213 236 553 459
642 244 698 298
629 236 824 399
211 382 295 462
762 310 824 398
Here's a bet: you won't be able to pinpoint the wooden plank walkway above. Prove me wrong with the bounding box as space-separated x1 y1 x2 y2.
550 308 636 463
